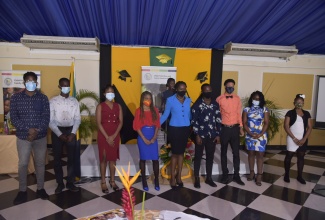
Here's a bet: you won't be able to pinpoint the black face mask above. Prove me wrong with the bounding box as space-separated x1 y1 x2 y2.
226 87 234 94
202 92 212 99
177 91 186 97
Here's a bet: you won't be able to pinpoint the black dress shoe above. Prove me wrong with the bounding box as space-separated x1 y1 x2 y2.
13 191 27 205
55 183 65 194
66 183 80 192
221 175 229 184
297 176 306 184
37 189 49 200
205 178 217 187
233 176 245 186
194 177 201 188
284 175 290 183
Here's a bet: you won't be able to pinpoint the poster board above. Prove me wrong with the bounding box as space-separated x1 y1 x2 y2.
141 66 176 110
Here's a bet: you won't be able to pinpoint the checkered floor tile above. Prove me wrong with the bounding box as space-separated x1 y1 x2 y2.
1 149 325 220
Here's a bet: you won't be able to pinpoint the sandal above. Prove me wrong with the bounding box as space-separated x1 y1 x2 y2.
255 173 262 186
101 182 109 194
247 170 255 181
109 180 120 191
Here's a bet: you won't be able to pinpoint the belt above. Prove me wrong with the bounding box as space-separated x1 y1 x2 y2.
58 126 73 129
221 124 239 128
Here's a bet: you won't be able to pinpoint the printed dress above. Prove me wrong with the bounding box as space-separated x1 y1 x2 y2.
244 106 268 152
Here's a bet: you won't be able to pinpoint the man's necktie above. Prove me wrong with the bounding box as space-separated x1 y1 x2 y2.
226 96 233 99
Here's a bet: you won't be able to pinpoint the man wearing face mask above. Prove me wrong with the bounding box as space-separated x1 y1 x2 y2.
49 78 81 193
191 84 221 188
10 72 50 204
216 79 245 185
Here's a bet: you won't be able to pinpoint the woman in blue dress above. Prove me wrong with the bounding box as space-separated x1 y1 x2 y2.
242 91 269 186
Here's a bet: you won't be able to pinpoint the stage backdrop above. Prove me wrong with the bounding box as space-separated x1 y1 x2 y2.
111 46 212 144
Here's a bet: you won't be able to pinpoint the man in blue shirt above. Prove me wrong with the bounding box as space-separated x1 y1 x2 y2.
192 84 221 188
10 72 50 205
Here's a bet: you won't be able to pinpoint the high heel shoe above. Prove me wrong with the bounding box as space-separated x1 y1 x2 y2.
255 173 262 186
247 170 255 181
101 182 109 194
142 179 149 191
109 180 120 191
170 179 177 190
154 178 160 191
175 174 183 188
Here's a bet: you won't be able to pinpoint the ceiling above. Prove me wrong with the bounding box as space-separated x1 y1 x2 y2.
1 0 325 55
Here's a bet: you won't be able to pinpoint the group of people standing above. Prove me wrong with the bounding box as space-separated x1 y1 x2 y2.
11 72 82 205
10 71 313 205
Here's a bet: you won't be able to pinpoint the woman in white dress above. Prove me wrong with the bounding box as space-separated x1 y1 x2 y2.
283 94 312 184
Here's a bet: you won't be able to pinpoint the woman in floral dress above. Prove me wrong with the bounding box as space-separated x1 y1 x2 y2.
242 91 269 186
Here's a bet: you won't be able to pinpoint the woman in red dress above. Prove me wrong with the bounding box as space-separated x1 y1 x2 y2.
96 85 123 193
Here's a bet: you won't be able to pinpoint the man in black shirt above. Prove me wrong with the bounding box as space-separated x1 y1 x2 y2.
191 84 221 188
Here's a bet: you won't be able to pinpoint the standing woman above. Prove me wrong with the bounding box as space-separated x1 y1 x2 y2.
96 85 123 193
242 91 269 186
284 94 312 184
160 81 191 189
133 91 160 191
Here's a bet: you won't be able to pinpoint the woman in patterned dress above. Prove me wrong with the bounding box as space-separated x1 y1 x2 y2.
242 91 269 186
96 85 123 193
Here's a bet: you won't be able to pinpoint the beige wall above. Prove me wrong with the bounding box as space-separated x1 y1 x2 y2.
224 55 325 146
1 43 325 145
0 43 100 116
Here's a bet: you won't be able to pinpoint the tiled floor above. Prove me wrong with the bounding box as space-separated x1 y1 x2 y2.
1 149 325 220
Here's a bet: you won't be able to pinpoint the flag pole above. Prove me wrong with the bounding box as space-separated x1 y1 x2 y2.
70 58 81 180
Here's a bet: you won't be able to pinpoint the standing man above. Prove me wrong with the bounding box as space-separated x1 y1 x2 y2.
216 79 245 185
49 78 81 193
160 78 175 143
10 72 50 205
161 78 175 113
192 84 222 188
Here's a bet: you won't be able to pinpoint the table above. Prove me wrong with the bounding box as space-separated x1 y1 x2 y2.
77 209 209 220
0 135 35 174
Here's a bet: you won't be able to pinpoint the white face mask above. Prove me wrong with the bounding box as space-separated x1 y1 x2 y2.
105 93 115 101
61 87 70 94
252 100 260 106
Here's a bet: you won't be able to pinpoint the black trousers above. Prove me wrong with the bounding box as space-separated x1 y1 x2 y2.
220 126 240 175
194 137 216 177
51 126 76 184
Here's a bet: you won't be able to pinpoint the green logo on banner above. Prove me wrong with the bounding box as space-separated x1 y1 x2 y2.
150 47 176 67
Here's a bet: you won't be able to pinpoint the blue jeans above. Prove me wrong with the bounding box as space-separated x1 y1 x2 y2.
17 137 47 191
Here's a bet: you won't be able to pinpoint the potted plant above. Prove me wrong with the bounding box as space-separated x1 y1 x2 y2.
159 140 195 180
75 89 99 142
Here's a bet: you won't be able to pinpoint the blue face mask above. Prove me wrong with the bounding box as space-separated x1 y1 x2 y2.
61 87 70 94
25 81 37 91
252 100 260 106
226 87 234 94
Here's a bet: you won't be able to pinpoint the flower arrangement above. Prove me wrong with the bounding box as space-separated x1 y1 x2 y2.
160 139 195 165
115 163 141 220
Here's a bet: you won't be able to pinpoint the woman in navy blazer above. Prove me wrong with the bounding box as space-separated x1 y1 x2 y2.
160 81 191 189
